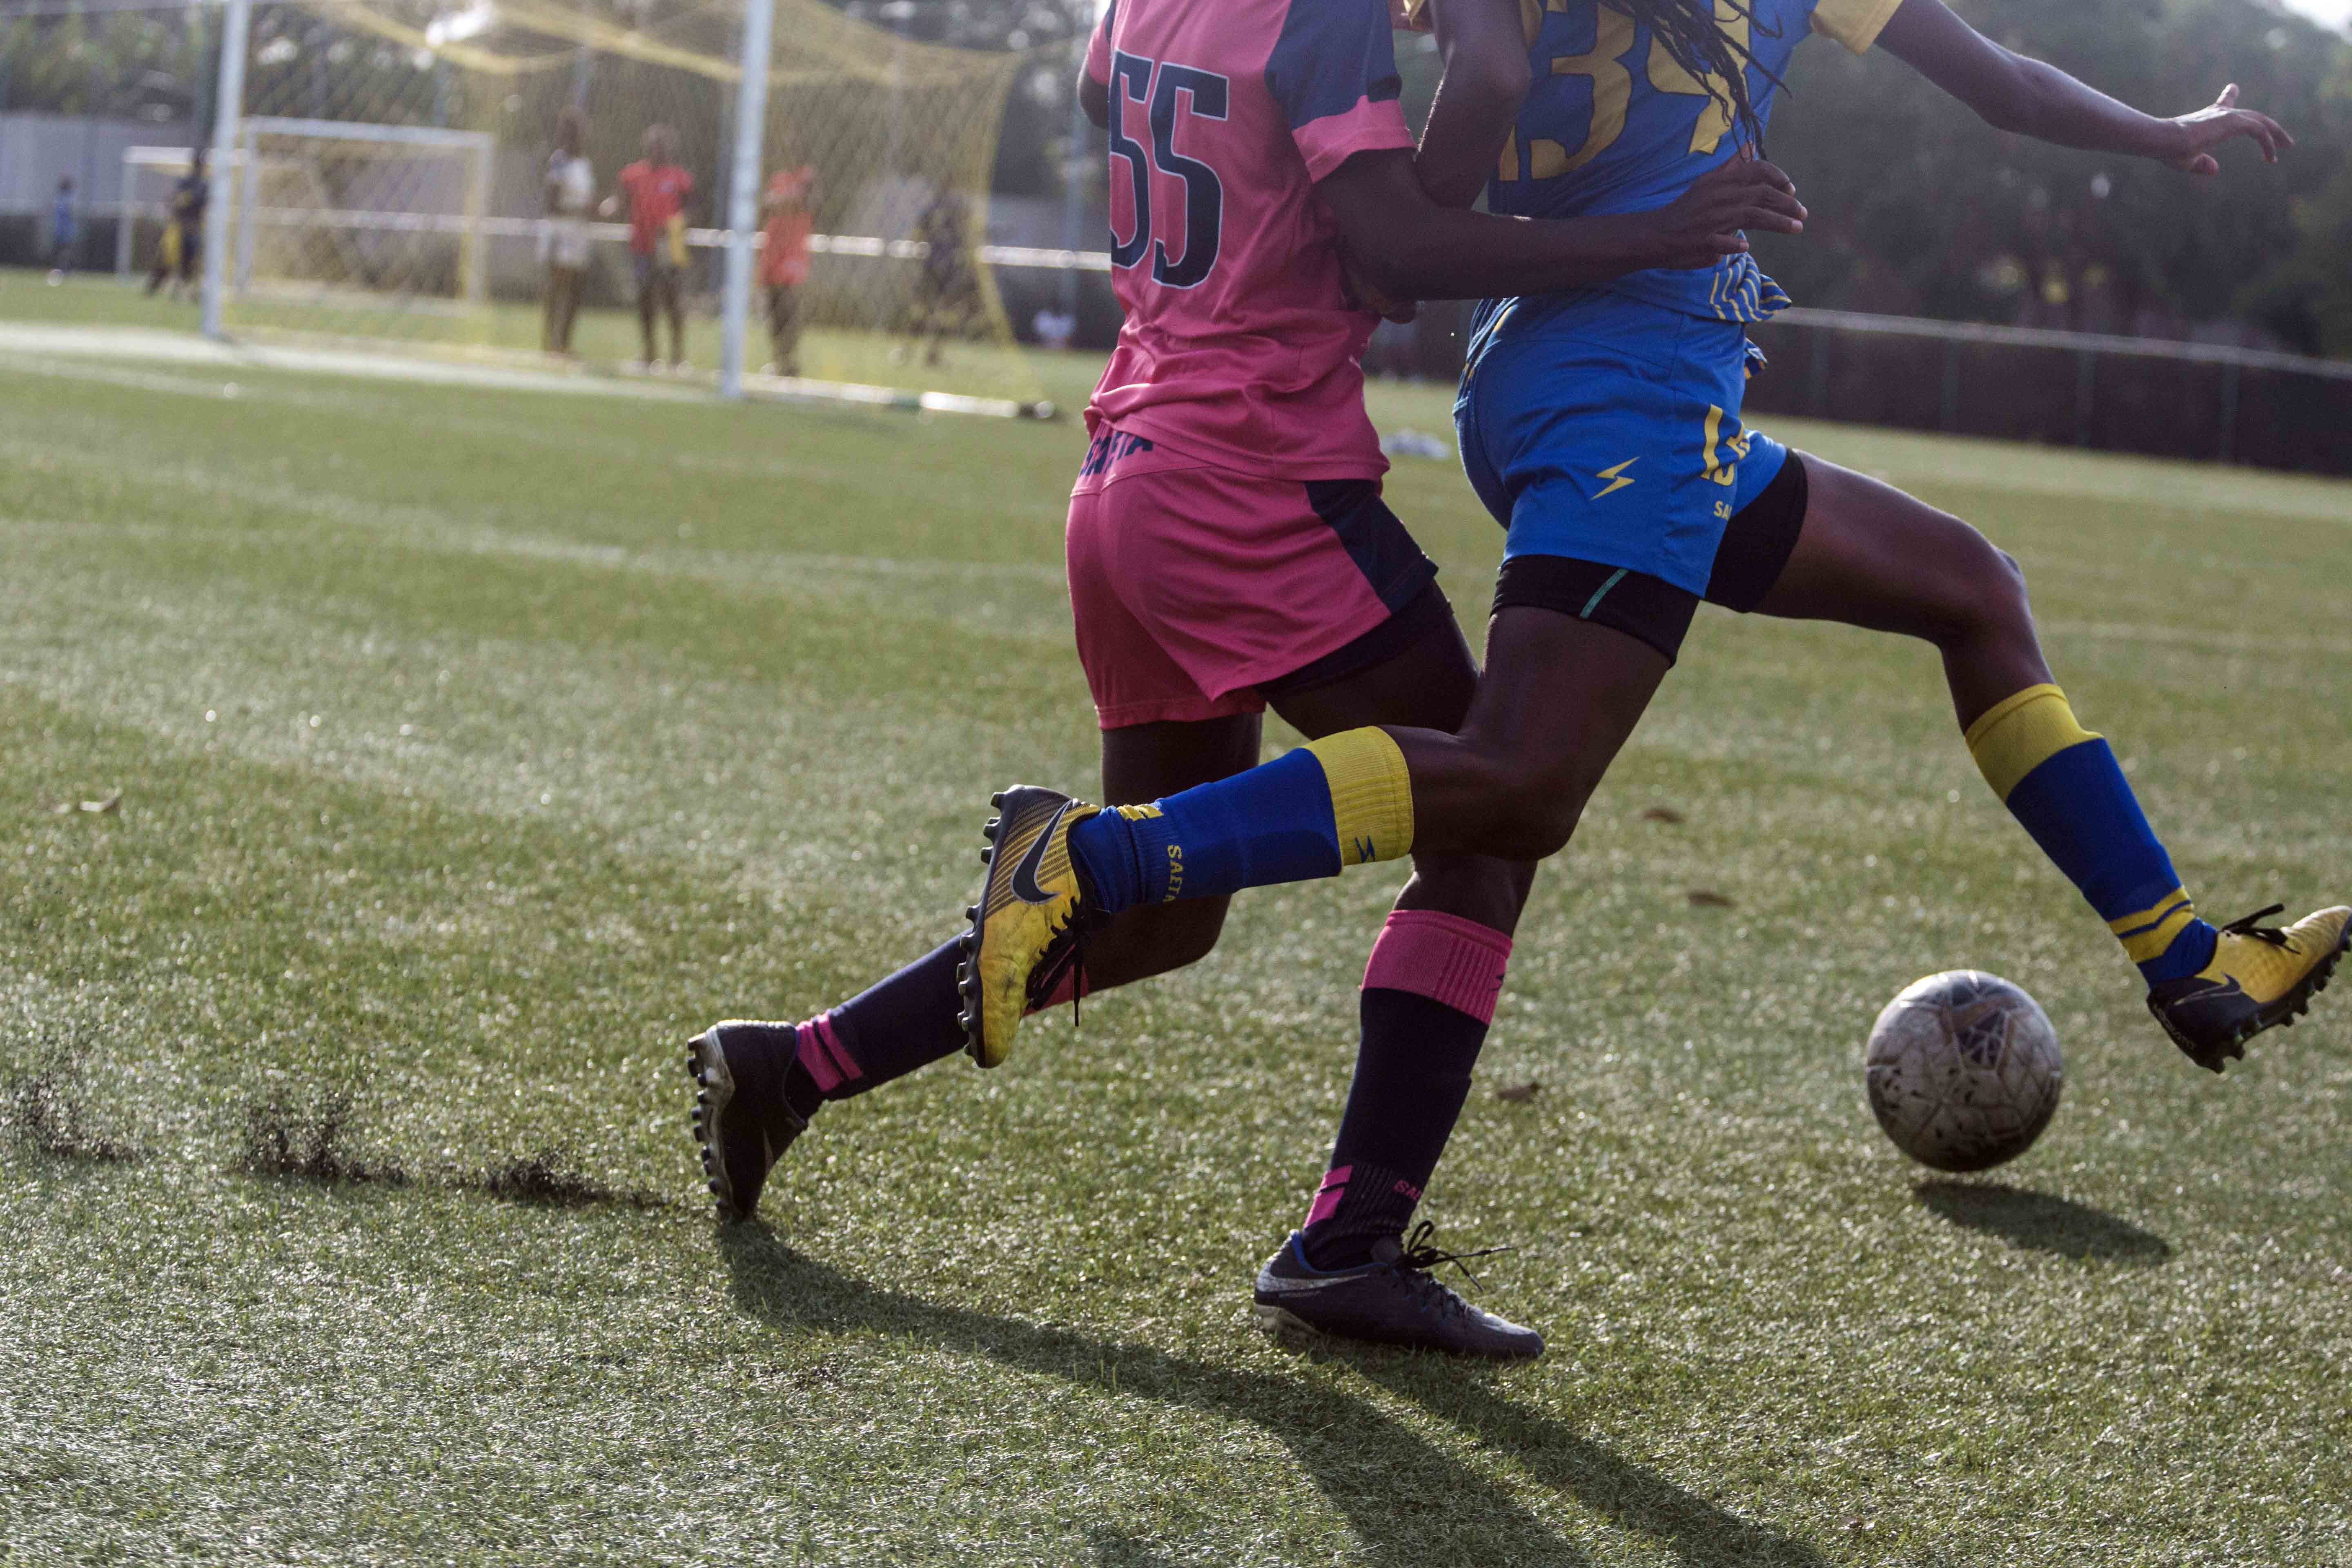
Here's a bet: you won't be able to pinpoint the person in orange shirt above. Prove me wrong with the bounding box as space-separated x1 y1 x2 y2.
608 124 695 371
760 165 817 377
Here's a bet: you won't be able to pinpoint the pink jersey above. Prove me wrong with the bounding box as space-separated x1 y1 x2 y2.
1083 0 1415 479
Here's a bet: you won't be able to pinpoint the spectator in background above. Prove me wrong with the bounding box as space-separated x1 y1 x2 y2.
607 124 694 372
760 164 817 377
900 188 984 369
147 149 207 301
45 177 76 285
1031 305 1076 352
540 108 595 357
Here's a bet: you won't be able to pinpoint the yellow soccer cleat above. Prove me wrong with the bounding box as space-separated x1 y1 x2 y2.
959 785 1100 1068
2147 904 2351 1072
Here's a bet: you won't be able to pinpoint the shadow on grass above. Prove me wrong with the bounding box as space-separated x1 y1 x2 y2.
457 1149 670 1211
1913 1181 2171 1263
721 1228 1826 1567
1345 1351 1826 1566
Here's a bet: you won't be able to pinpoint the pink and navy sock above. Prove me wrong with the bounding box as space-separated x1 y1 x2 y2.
782 931 1094 1117
787 937 968 1113
1298 909 1511 1271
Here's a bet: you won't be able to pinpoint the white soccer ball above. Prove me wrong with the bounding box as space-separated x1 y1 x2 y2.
1864 971 2062 1172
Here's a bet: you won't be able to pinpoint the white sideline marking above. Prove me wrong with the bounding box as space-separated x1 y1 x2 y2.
0 323 1048 419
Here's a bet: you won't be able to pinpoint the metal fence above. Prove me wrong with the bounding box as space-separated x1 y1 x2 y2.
1356 298 2352 481
1744 309 2352 479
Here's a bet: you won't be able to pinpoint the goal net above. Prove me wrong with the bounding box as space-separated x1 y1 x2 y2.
218 0 1036 400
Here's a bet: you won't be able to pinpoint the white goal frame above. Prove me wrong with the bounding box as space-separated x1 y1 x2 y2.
224 116 496 306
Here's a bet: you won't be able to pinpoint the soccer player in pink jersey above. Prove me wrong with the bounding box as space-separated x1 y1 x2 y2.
686 0 1807 1355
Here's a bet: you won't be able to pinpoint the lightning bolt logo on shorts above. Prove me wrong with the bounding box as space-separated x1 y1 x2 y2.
1595 459 1638 499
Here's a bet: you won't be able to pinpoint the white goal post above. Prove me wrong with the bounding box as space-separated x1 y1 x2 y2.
227 116 496 306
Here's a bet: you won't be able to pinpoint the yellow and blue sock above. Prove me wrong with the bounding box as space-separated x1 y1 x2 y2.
1068 728 1415 916
1966 684 2216 985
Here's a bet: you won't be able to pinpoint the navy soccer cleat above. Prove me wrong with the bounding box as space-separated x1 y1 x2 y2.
686 1021 819 1221
1252 1222 1545 1359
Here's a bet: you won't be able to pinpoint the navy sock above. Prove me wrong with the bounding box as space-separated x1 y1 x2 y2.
807 937 967 1100
1299 911 1510 1271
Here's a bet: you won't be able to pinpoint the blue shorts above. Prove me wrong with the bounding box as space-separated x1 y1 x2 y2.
1456 291 1792 601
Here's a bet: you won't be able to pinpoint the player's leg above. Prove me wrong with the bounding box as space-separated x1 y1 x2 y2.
685 705 1263 1221
557 266 583 354
1276 605 1537 1200
661 272 686 368
542 268 563 352
1752 453 2348 1069
147 223 174 296
781 285 802 376
633 257 658 365
958 318 1699 1065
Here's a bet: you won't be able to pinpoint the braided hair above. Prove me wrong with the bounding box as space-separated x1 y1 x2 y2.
1602 0 1782 155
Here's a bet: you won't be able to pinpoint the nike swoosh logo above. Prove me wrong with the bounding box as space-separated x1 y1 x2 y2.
1259 1273 1361 1295
1009 800 1073 905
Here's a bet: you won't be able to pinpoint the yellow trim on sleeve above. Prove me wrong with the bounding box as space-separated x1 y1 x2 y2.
1964 684 2100 802
1304 728 1416 867
1810 0 1905 53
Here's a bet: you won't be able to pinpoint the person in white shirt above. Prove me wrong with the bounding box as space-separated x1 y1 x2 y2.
541 109 595 356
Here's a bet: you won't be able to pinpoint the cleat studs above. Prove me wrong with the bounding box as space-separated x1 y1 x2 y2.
966 904 979 920
991 792 1005 806
980 848 993 864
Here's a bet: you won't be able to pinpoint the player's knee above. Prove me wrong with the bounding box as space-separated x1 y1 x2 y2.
1906 524 2032 650
1958 534 2035 643
1474 755 1596 861
1137 899 1229 972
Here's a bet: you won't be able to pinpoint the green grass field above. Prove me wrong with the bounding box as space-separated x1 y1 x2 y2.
2 282 2350 1565
0 271 1053 405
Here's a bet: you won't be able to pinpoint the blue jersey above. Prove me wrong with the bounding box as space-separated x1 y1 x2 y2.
1486 0 1898 322
51 192 75 245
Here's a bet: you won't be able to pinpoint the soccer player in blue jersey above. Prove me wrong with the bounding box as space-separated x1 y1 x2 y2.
964 0 2346 1331
686 0 1816 1358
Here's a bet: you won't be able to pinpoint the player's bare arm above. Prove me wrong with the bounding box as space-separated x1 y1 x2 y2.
1318 147 1804 303
1877 0 2291 173
1411 0 1530 209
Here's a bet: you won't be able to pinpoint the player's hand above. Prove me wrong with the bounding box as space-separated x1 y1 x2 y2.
1645 151 1806 270
597 195 619 218
1339 243 1419 323
2163 83 2292 175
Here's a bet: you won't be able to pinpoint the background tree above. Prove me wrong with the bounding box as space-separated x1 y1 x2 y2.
1751 0 2352 341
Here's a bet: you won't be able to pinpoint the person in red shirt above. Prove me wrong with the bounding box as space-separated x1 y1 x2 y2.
609 125 695 370
760 166 817 377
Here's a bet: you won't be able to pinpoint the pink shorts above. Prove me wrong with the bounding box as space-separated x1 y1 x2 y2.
1067 426 1438 729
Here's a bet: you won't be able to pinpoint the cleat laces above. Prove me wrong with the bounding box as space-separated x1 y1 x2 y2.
1383 1221 1516 1318
2217 904 2291 949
